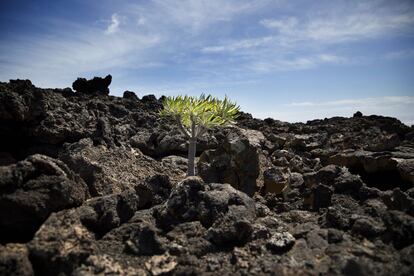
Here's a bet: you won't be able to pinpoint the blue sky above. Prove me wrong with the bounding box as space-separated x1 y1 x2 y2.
1 0 414 124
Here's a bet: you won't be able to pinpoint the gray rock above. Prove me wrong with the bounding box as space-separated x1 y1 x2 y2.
266 232 295 253
0 244 34 276
198 127 264 196
0 154 89 243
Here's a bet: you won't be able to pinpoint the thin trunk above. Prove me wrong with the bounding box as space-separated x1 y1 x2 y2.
187 137 197 176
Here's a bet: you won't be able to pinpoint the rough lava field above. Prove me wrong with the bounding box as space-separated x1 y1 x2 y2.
0 76 414 275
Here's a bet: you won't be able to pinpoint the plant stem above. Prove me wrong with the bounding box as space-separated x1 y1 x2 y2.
187 137 197 176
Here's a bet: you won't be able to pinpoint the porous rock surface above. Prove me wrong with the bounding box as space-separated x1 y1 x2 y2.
0 77 413 275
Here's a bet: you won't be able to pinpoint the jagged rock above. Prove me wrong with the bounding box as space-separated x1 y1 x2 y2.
0 78 413 275
353 111 363 118
145 253 177 276
366 133 400 151
27 188 145 275
73 254 146 276
303 165 342 187
206 205 254 246
123 90 139 101
396 158 414 185
72 75 112 95
328 150 414 190
198 127 265 196
302 165 341 209
80 190 140 237
140 94 163 111
0 154 89 243
352 216 386 238
165 221 213 256
288 133 326 151
156 177 256 231
266 232 295 253
263 166 290 194
327 228 344 243
59 138 182 196
28 209 97 275
161 155 188 172
333 171 364 195
0 243 34 276
135 174 172 206
311 184 333 209
125 222 167 256
381 210 414 249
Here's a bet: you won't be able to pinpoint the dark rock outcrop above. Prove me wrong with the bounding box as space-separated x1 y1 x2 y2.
0 243 34 276
72 75 112 95
198 128 266 196
0 154 89 243
0 78 413 275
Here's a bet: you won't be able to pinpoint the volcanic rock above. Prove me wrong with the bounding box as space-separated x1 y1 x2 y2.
0 78 413 275
0 154 89 243
72 75 112 95
198 127 266 196
0 243 34 276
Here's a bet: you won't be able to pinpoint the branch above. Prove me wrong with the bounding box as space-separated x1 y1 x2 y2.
195 124 202 138
196 125 208 138
176 116 191 138
191 116 196 139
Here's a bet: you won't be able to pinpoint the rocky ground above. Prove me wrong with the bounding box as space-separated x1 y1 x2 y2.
0 76 413 275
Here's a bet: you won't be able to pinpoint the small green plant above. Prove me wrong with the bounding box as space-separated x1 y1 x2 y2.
160 94 240 176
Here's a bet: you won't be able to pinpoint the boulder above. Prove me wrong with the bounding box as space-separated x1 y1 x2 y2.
311 184 333 210
381 210 414 249
353 111 363 118
156 177 256 246
263 166 290 194
123 91 139 101
351 216 385 238
80 190 141 238
28 209 97 275
0 154 89 243
333 171 364 196
59 138 182 196
157 177 256 228
125 222 167 256
198 128 265 196
266 232 295 253
396 158 414 185
0 244 34 276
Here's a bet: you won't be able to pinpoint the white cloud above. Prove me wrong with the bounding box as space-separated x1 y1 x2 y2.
130 0 270 33
260 17 298 32
106 13 121 34
260 3 414 44
201 37 273 53
0 17 163 87
0 0 413 91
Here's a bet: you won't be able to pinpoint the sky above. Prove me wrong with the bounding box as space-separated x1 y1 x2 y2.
0 0 414 125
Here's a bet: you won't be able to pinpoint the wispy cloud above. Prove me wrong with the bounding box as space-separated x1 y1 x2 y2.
106 13 121 34
201 37 273 53
0 0 413 126
260 17 298 32
260 2 414 44
0 16 162 87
